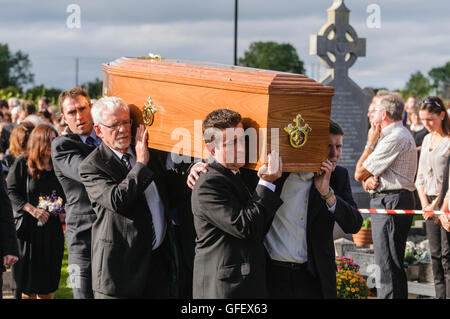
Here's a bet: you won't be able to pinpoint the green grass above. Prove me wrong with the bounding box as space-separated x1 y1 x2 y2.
54 244 73 299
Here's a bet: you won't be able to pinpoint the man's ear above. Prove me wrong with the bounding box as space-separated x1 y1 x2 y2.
93 124 103 139
205 142 215 156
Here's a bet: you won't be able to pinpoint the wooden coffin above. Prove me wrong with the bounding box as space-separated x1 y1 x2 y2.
102 57 334 172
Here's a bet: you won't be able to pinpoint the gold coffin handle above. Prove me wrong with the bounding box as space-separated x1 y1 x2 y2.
284 114 312 149
143 96 157 126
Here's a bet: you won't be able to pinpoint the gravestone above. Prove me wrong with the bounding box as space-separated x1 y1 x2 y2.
310 0 372 208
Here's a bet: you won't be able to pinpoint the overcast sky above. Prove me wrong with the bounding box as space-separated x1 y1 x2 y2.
1 0 449 91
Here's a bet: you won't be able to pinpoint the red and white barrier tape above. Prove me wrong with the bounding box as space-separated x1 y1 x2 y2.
358 209 450 215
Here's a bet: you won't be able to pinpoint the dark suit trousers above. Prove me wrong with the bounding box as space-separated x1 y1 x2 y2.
94 235 172 299
266 260 323 299
426 220 450 299
68 252 93 299
370 190 414 299
65 214 94 299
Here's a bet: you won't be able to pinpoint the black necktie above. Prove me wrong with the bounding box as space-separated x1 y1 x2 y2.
121 153 132 171
86 136 96 146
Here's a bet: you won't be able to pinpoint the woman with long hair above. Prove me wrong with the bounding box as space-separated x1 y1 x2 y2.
416 96 450 299
6 124 65 299
1 121 35 171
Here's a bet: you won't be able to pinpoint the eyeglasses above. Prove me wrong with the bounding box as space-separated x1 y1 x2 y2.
100 119 132 131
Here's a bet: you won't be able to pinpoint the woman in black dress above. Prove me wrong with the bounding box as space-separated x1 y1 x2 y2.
7 124 65 299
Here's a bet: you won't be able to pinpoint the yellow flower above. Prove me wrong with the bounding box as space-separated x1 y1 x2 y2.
346 287 350 291
337 286 341 290
351 288 355 293
355 288 359 292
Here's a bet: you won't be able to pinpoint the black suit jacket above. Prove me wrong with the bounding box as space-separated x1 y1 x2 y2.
79 143 179 297
191 160 283 298
51 130 97 254
242 165 362 298
0 171 18 272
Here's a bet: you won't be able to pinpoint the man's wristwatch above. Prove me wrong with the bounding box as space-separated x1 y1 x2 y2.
321 187 334 200
365 144 375 151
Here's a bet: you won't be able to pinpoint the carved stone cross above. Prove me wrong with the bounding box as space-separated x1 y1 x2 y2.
310 0 366 79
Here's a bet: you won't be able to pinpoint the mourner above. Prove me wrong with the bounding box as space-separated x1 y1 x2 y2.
51 87 101 299
79 96 179 299
189 119 362 298
191 108 283 299
355 93 417 299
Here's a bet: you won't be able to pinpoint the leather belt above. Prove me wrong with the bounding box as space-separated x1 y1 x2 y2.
271 259 307 270
370 189 408 199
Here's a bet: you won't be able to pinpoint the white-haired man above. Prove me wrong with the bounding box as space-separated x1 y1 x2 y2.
79 96 179 299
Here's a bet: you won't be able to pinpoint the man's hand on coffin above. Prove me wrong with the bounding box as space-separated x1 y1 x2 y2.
187 162 208 189
135 124 149 165
314 159 333 196
258 150 282 183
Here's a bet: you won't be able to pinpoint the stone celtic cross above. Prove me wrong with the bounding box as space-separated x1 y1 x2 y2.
310 0 366 79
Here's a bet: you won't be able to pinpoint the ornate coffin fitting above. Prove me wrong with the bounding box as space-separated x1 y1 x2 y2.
102 57 334 172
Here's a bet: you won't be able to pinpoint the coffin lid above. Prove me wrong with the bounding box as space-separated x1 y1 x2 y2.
103 57 334 96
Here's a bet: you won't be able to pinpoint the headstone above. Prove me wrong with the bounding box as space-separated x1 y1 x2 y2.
310 0 372 208
334 238 356 257
345 248 375 277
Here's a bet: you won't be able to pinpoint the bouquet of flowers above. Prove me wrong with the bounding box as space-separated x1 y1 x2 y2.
336 257 369 299
404 241 429 265
37 190 65 226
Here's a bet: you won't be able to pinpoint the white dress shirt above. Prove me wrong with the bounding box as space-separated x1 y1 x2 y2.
109 146 166 250
264 172 336 264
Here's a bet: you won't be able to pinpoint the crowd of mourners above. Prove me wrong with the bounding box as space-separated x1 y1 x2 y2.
0 88 449 300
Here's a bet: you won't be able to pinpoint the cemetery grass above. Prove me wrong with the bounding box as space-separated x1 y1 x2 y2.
55 243 73 299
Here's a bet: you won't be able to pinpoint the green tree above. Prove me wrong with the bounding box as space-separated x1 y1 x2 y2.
0 43 34 89
25 85 61 105
428 61 450 94
404 71 432 97
238 41 305 74
81 78 103 99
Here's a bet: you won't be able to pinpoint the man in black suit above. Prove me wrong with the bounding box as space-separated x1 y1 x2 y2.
189 120 362 298
51 87 100 299
79 96 179 299
262 120 362 298
191 109 283 299
0 171 18 299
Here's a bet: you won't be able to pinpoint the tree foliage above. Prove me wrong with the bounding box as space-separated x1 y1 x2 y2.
428 61 450 93
403 71 432 97
238 41 305 74
0 43 34 89
81 77 103 99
